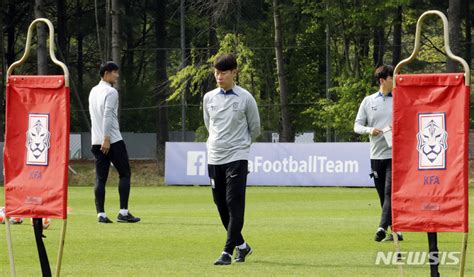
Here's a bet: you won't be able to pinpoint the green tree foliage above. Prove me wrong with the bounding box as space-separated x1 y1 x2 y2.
169 33 259 101
168 33 260 136
1 0 472 141
304 61 375 142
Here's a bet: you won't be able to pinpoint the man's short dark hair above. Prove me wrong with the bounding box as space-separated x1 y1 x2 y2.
100 61 119 77
214 54 237 71
374 64 394 84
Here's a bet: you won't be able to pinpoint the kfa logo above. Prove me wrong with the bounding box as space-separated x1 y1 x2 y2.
417 113 447 170
232 102 239 111
186 151 206 176
26 113 51 166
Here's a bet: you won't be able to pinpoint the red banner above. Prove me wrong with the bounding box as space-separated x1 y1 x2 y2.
392 73 469 232
4 75 70 219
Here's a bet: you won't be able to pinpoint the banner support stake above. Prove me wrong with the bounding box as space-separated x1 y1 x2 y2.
55 220 67 277
5 217 16 277
391 227 404 277
459 232 468 277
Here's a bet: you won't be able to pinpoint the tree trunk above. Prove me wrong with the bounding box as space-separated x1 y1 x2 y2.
0 0 5 141
5 1 15 66
76 0 84 95
110 0 122 123
373 30 380 66
373 28 384 67
208 13 218 58
463 0 471 68
94 0 105 62
325 22 331 142
343 36 352 74
392 5 402 65
353 41 360 79
57 0 67 63
133 7 149 86
272 0 293 142
180 0 186 141
205 6 218 94
447 0 461 72
154 0 169 171
111 0 121 90
35 0 48 75
123 0 135 114
105 0 111 60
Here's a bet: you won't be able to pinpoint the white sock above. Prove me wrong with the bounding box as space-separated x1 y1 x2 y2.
97 213 106 218
222 251 231 257
119 209 128 216
237 242 247 250
377 227 385 232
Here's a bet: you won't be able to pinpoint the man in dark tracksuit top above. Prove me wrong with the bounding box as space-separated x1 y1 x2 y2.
354 64 402 242
203 54 261 265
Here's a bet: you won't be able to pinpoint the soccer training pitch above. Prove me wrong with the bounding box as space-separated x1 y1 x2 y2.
1 186 473 276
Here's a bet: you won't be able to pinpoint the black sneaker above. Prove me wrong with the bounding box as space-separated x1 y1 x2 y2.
374 229 386 242
117 212 141 223
385 233 404 242
235 244 253 262
98 216 113 224
214 253 232 265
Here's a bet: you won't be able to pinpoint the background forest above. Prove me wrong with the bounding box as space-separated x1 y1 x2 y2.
0 0 472 157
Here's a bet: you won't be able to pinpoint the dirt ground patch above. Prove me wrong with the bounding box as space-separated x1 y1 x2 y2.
68 160 164 186
69 160 474 187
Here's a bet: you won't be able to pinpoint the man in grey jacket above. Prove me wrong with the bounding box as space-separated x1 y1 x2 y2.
89 61 140 224
354 64 402 242
203 54 261 265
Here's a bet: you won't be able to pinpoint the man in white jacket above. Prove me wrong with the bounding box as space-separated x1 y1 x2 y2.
354 64 402 242
89 61 140 224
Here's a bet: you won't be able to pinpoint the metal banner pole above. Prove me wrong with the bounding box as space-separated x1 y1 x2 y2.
5 217 16 277
391 227 404 277
55 220 67 277
459 233 468 277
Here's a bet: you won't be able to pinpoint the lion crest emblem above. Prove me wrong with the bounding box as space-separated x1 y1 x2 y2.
417 119 448 164
26 120 51 159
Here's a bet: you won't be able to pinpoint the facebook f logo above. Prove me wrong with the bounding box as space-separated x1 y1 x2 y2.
186 151 206 176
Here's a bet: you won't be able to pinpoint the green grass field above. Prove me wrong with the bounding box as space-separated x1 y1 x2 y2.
1 186 473 276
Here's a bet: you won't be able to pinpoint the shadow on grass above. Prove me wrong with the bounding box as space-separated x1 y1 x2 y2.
251 260 380 269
